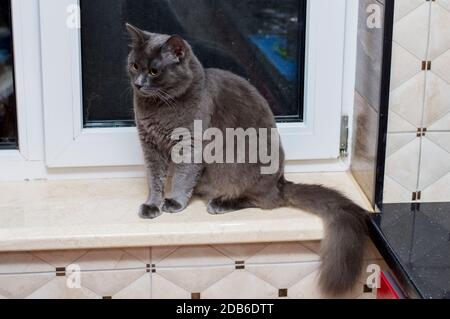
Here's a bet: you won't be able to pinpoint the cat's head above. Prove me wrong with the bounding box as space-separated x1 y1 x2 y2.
125 23 197 98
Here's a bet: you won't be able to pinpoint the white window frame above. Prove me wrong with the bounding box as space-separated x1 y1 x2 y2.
0 0 46 181
0 0 358 180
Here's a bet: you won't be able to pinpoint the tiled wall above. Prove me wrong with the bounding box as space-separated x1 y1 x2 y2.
384 0 450 203
351 0 387 205
0 242 385 299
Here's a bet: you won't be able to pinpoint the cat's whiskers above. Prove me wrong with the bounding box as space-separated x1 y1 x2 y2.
154 89 178 111
153 90 176 111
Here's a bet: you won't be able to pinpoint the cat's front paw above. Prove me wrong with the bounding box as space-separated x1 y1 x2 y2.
162 198 185 214
139 204 162 219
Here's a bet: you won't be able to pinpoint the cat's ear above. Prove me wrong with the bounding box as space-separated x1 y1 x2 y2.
125 23 146 48
162 35 187 63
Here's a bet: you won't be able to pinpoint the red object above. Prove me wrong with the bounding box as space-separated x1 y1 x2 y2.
377 272 401 299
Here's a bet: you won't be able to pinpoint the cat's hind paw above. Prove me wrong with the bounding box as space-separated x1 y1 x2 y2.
162 198 185 214
139 204 162 219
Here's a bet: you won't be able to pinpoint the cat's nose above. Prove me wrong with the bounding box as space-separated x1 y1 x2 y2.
135 84 143 90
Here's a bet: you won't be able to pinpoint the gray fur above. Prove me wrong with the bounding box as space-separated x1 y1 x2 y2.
126 24 369 296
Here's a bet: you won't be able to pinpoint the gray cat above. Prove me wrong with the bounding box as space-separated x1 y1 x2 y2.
126 24 369 296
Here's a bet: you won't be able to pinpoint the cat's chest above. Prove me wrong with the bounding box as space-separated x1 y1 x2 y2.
137 117 177 152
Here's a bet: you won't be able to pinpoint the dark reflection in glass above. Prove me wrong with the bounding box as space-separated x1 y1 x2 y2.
81 0 307 128
0 0 17 149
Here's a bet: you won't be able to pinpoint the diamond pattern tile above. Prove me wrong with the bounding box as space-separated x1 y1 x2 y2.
419 137 450 190
246 243 321 264
390 72 426 129
419 135 450 197
0 252 54 274
386 0 450 202
26 277 99 299
383 176 415 204
394 0 427 22
388 111 417 133
201 270 279 299
390 43 423 91
246 262 321 289
32 250 88 269
0 243 382 299
393 2 431 60
385 134 421 192
80 269 148 297
151 273 191 299
428 3 450 60
0 273 54 299
423 72 450 128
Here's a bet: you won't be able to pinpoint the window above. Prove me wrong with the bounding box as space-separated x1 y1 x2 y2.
24 0 350 172
81 0 306 128
0 0 17 150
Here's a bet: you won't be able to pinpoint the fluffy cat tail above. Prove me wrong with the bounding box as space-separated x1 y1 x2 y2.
281 181 369 296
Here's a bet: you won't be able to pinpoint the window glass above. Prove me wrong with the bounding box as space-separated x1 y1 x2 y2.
0 0 17 149
81 0 307 128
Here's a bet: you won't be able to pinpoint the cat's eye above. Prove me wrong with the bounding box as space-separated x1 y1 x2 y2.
131 63 139 71
149 68 159 77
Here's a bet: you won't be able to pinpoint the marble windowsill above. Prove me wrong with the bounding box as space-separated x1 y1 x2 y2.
0 172 372 252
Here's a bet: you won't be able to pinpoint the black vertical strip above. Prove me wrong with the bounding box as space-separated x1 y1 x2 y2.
374 0 395 208
375 0 395 209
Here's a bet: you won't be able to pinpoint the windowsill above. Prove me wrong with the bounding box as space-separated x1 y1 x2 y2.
0 172 372 252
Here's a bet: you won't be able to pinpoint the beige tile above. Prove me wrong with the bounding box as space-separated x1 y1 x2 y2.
247 243 320 264
394 0 427 22
386 133 417 157
113 273 151 299
433 49 450 84
427 132 450 153
156 266 234 293
418 137 450 190
151 247 179 265
385 135 421 192
301 241 321 254
27 277 99 299
0 273 54 299
213 243 268 261
288 271 325 299
428 3 450 60
246 262 321 289
151 273 191 299
123 248 151 265
0 252 54 274
390 43 422 90
388 111 419 133
288 270 362 299
74 249 147 271
79 269 148 297
383 176 414 203
422 172 450 202
156 246 234 268
429 113 450 131
32 250 88 269
390 72 426 129
423 72 450 128
437 0 450 11
202 270 278 299
393 2 431 60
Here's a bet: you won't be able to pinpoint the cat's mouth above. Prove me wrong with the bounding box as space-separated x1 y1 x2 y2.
136 87 157 98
